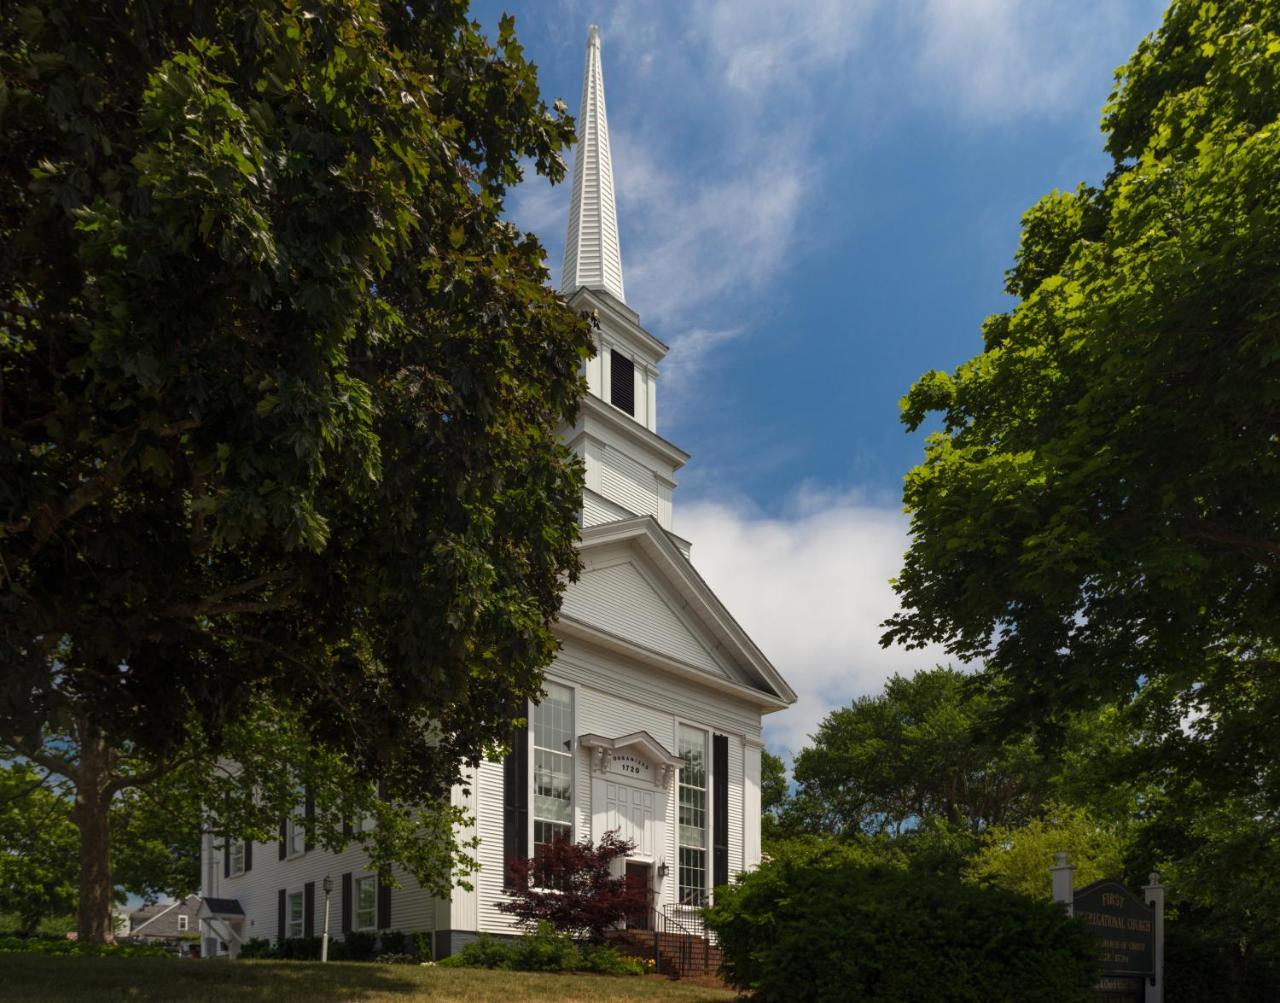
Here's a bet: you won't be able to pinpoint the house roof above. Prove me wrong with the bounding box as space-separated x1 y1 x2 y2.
128 894 200 938
563 515 796 710
199 898 245 918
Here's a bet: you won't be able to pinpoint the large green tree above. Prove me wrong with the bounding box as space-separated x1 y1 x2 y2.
883 0 1280 788
786 668 1051 837
1 0 591 942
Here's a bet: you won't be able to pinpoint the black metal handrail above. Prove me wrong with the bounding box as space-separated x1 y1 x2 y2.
652 904 695 978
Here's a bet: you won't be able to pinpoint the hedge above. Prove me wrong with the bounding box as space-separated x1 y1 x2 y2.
0 936 170 958
705 844 1097 1002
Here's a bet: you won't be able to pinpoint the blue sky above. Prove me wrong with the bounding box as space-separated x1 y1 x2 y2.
471 0 1171 753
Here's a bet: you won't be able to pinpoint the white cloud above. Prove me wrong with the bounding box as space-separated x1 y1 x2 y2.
676 489 953 756
907 0 1159 124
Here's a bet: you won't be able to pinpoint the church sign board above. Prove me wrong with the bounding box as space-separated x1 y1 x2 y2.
1073 879 1154 995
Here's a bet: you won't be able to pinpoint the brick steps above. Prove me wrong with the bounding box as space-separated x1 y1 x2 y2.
610 929 723 979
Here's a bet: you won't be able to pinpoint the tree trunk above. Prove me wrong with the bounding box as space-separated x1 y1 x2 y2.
73 731 116 945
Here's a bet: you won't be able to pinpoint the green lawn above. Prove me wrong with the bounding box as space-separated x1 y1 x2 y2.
0 954 736 1003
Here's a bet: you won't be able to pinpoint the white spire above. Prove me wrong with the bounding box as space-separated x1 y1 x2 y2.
562 25 625 303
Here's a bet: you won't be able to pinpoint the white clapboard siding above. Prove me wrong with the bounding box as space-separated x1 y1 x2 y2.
473 760 508 934
201 831 438 947
561 560 729 678
599 445 660 520
582 488 633 528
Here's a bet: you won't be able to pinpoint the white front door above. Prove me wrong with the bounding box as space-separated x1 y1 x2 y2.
596 779 661 859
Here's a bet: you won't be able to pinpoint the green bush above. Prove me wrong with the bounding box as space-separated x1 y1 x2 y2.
446 933 514 969
1163 915 1280 1003
412 929 433 961
506 922 579 972
277 936 324 960
377 929 408 955
237 937 277 959
437 925 642 976
705 846 1098 1002
376 952 415 964
342 930 378 962
577 941 644 976
0 936 169 958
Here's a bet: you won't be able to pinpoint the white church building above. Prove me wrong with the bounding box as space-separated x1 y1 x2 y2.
198 26 794 960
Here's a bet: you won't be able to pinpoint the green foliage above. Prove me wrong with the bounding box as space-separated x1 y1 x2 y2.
341 930 378 962
0 764 78 934
441 934 512 970
760 751 788 816
576 942 645 976
1163 912 1280 1003
705 848 1097 1003
376 930 407 956
967 804 1124 900
885 0 1280 797
1 0 591 938
0 936 170 958
236 937 275 960
884 0 1280 965
437 924 641 976
505 923 579 973
787 668 1051 836
411 930 432 961
277 937 324 961
0 914 74 937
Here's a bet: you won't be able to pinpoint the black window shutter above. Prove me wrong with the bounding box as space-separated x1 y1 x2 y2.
304 791 315 852
278 817 287 860
223 840 230 879
277 889 286 944
342 818 353 839
244 838 253 873
341 873 352 934
712 734 729 892
303 881 315 938
610 349 635 415
502 722 529 889
377 878 391 930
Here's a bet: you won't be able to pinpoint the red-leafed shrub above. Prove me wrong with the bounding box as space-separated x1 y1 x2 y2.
498 830 649 941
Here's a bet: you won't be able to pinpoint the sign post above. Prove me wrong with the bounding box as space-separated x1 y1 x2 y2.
1050 856 1163 1003
1142 873 1164 1003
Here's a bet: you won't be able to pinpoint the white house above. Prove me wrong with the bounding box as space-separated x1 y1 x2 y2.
198 25 794 960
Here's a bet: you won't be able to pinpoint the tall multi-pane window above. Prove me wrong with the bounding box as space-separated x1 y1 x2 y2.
228 838 245 876
677 724 708 906
532 682 574 856
287 891 304 938
355 876 377 930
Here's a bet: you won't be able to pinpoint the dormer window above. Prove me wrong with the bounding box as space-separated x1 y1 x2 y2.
610 349 635 416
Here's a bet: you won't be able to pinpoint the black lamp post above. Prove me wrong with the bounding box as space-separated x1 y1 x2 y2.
321 874 334 962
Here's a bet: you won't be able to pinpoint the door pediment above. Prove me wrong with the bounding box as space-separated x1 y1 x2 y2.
580 731 685 789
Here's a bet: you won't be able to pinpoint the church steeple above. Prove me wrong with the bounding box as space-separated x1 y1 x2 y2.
562 25 625 303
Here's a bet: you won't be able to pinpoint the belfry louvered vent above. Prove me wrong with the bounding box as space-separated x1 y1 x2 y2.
610 350 635 415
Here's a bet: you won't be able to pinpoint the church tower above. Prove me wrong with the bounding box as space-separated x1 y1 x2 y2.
561 26 689 547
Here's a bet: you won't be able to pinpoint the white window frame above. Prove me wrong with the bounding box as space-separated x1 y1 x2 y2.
530 681 575 861
287 808 306 858
287 891 304 939
354 875 378 931
228 838 246 877
676 721 710 909
177 914 189 932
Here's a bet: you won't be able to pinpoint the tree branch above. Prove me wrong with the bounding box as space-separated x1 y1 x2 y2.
3 419 200 545
2 735 76 780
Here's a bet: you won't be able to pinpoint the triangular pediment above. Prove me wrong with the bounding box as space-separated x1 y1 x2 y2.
561 556 737 681
558 516 796 707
